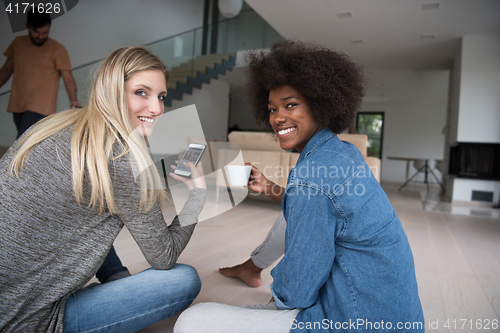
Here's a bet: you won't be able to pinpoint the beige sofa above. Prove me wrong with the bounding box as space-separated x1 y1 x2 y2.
226 131 381 186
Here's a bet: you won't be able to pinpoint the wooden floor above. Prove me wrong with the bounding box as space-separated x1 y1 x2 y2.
108 183 500 333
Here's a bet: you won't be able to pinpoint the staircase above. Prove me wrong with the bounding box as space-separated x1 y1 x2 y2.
165 53 236 107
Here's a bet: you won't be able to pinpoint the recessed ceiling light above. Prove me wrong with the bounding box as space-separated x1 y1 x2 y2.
351 39 364 44
336 11 353 19
422 2 439 10
420 34 436 40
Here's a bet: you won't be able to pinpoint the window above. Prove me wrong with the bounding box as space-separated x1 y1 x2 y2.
356 112 384 159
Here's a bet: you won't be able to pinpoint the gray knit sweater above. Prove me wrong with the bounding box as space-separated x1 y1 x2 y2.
0 127 206 332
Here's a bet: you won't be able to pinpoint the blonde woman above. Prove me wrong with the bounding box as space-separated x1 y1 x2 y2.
0 47 206 333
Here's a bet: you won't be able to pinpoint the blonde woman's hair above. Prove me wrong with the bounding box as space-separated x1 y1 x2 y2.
9 46 171 214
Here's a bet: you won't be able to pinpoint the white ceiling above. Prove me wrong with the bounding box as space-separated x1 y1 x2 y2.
244 0 500 71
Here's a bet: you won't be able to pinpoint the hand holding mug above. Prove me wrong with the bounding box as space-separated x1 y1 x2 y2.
246 163 285 203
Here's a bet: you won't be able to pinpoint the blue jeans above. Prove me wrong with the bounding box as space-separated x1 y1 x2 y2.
63 264 201 333
95 246 129 284
13 111 46 139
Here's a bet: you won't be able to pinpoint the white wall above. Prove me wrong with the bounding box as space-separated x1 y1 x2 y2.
447 43 462 146
0 0 205 146
448 34 500 203
457 35 500 143
361 70 449 183
443 46 462 196
166 79 231 142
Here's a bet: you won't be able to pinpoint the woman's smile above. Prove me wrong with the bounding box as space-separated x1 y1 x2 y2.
277 127 297 136
138 116 155 124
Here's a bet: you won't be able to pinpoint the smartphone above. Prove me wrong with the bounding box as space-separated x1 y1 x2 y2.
173 143 206 177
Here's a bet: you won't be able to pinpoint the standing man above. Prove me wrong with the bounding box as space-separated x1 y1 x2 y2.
0 11 81 139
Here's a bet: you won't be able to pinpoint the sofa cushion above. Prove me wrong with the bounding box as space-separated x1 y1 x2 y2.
229 131 368 157
228 131 282 152
337 134 368 157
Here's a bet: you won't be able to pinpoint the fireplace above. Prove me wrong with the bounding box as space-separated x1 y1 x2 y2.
449 142 500 180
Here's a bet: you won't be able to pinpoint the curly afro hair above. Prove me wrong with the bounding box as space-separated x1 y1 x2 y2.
245 40 366 134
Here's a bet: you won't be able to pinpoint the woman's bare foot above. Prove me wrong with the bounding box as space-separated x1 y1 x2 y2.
219 258 263 288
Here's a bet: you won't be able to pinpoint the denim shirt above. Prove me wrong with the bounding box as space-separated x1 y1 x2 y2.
270 128 424 332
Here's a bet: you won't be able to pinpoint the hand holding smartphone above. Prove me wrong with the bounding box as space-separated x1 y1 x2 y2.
173 143 206 177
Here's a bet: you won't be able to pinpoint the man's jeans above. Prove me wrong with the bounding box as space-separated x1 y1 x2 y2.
63 264 201 333
13 111 46 139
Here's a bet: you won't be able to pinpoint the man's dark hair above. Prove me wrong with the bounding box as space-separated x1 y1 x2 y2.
244 40 366 134
27 11 51 29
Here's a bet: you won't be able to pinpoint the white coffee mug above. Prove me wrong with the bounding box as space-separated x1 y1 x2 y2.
225 165 252 186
